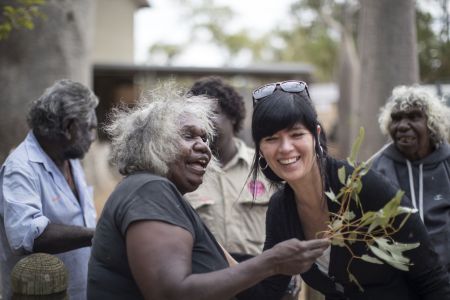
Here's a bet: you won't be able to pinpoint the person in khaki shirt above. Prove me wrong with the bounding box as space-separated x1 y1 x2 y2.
185 76 301 299
185 76 271 259
187 137 270 258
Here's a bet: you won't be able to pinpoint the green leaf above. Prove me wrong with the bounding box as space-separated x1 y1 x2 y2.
342 210 355 221
338 166 346 185
369 238 420 272
330 236 346 247
359 163 370 176
359 211 376 227
356 179 363 194
325 190 340 204
361 191 412 233
383 191 404 216
367 216 384 233
374 238 420 254
369 245 409 271
348 272 364 292
347 231 357 244
330 219 343 231
349 127 365 164
350 189 360 205
361 254 383 264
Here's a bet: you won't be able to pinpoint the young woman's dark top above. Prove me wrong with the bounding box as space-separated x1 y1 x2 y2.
87 172 229 299
239 157 450 300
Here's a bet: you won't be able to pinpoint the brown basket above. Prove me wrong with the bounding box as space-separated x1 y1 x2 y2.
11 253 68 299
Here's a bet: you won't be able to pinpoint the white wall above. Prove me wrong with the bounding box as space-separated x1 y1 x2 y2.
93 0 139 63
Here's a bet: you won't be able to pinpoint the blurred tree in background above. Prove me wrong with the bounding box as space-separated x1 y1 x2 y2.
417 2 450 83
147 0 448 158
0 0 95 163
357 0 418 159
0 0 46 40
147 0 450 84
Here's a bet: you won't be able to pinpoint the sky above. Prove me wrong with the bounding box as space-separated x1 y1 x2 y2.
134 0 295 66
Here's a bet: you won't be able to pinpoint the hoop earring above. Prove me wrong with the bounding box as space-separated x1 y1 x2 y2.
258 156 268 170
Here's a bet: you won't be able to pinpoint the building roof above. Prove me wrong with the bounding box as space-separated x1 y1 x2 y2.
134 0 150 8
94 63 314 80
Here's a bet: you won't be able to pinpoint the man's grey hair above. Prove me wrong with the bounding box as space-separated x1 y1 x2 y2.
379 85 450 147
105 84 217 176
27 79 99 138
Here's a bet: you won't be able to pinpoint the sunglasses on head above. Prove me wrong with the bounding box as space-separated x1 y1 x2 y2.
252 80 309 105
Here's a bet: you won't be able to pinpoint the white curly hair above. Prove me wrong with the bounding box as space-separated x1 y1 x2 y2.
105 81 217 176
378 85 450 147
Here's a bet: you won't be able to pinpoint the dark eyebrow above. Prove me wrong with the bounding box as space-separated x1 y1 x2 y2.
290 123 307 130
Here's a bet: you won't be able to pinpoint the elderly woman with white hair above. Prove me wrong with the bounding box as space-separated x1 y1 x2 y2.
373 85 450 274
86 84 329 300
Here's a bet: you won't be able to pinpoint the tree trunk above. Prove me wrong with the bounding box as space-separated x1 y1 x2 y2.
0 0 95 163
357 0 418 160
336 10 360 159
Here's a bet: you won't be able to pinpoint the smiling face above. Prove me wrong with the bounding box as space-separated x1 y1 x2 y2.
166 114 212 194
259 123 317 184
389 107 433 161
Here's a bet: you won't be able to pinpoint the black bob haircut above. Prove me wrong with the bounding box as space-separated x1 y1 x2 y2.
251 88 327 183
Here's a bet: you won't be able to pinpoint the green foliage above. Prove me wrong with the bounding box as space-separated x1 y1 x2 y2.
148 43 186 65
272 25 338 81
270 0 354 81
185 1 270 64
149 0 269 65
324 127 419 291
416 7 450 82
0 0 46 40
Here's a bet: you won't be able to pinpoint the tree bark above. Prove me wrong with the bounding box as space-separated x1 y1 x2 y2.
336 6 360 159
357 0 418 160
0 0 95 163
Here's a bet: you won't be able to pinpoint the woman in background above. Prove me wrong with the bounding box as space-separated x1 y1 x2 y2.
373 85 450 275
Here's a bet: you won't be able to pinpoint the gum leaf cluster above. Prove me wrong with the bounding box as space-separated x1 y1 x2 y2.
323 127 419 291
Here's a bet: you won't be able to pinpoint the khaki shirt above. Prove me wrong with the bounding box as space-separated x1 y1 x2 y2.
185 138 274 256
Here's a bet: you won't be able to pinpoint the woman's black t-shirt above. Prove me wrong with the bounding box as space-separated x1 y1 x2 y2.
87 172 229 299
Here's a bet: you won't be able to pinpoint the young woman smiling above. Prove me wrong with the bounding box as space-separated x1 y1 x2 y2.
244 80 450 300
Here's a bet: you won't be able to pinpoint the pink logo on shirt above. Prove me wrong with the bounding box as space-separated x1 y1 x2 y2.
248 180 266 197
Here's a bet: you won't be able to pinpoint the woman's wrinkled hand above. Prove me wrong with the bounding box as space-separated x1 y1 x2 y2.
269 238 330 275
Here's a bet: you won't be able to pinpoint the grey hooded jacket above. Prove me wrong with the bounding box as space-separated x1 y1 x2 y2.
372 142 450 272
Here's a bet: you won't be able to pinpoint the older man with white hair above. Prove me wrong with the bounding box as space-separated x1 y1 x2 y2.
0 79 98 299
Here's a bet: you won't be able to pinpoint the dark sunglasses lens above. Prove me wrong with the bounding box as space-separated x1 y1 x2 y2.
280 81 306 92
253 84 277 101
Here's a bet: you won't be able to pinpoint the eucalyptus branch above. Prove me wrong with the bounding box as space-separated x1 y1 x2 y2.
323 127 419 291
